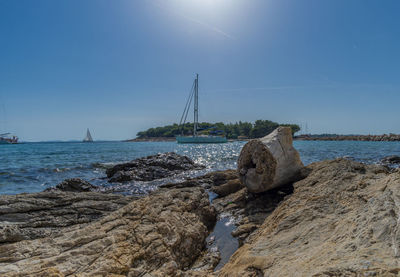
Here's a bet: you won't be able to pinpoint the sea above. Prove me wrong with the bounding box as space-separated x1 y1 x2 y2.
1 140 400 195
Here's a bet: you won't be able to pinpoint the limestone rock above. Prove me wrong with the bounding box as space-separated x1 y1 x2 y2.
106 152 204 182
237 127 304 193
0 191 136 244
211 179 243 197
0 187 216 276
219 158 400 276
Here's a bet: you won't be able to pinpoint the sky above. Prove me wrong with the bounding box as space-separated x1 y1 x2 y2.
0 0 399 141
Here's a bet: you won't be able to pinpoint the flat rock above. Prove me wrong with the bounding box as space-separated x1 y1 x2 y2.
106 152 204 182
0 190 136 244
0 187 216 276
219 158 400 276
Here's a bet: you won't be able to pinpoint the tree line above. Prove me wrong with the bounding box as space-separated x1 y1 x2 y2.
136 120 300 139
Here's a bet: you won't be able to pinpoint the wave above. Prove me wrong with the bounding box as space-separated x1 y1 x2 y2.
91 162 117 169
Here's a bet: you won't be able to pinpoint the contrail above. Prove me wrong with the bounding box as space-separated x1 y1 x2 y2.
150 1 234 40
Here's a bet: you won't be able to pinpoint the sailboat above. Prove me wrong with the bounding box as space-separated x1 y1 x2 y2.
176 74 227 144
83 128 94 142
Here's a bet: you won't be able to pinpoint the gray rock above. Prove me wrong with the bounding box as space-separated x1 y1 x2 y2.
381 155 400 165
0 191 136 244
45 178 98 192
106 152 204 182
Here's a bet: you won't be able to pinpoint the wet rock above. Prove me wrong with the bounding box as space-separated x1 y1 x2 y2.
163 168 292 246
219 159 400 276
213 183 294 246
45 178 98 192
0 191 136 244
0 187 216 276
381 155 400 165
106 152 204 182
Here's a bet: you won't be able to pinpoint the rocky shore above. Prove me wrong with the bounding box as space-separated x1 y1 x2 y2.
2 137 400 276
295 133 400 141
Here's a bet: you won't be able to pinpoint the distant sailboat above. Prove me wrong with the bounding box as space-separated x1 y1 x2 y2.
83 129 93 142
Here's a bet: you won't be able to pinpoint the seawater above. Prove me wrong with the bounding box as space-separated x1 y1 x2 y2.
1 140 400 195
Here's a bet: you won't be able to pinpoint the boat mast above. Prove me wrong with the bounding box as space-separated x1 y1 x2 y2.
193 74 199 137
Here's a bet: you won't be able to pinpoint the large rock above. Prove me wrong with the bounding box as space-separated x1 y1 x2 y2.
381 155 400 165
106 152 204 182
237 127 304 193
0 187 216 276
0 190 136 244
218 158 400 276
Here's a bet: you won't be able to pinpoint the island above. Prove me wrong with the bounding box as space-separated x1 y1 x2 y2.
127 119 300 141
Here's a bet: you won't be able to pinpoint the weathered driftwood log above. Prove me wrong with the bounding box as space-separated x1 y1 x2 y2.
238 127 304 193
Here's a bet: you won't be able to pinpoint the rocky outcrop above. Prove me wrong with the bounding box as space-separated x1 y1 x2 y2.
238 127 304 193
106 152 204 182
7 154 400 276
45 178 98 192
161 168 297 248
218 158 400 276
0 191 136 244
381 155 400 165
0 187 216 276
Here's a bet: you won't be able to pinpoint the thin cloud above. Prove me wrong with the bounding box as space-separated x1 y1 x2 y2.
205 85 329 93
205 83 394 94
150 1 235 40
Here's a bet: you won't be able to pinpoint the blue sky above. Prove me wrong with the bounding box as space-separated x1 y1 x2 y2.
0 0 399 141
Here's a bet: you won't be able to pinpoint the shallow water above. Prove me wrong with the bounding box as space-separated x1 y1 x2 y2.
1 140 400 195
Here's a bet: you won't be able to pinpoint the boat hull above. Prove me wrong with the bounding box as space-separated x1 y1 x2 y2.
176 136 227 144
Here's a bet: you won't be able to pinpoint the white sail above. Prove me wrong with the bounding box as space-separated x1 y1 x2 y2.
83 128 93 142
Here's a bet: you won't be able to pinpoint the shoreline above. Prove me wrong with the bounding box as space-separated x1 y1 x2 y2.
2 148 400 275
125 137 176 142
294 133 400 141
126 135 400 143
125 137 249 142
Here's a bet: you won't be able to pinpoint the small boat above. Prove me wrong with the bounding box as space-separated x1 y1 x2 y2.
176 74 227 144
83 129 94 142
0 133 18 144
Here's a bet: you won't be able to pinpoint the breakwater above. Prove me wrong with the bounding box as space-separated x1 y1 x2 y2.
295 133 400 141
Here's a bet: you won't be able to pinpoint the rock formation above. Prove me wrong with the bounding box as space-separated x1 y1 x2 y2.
0 187 216 276
5 151 400 276
218 158 400 276
106 152 204 182
45 178 98 192
0 190 136 244
381 155 400 165
237 127 304 193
